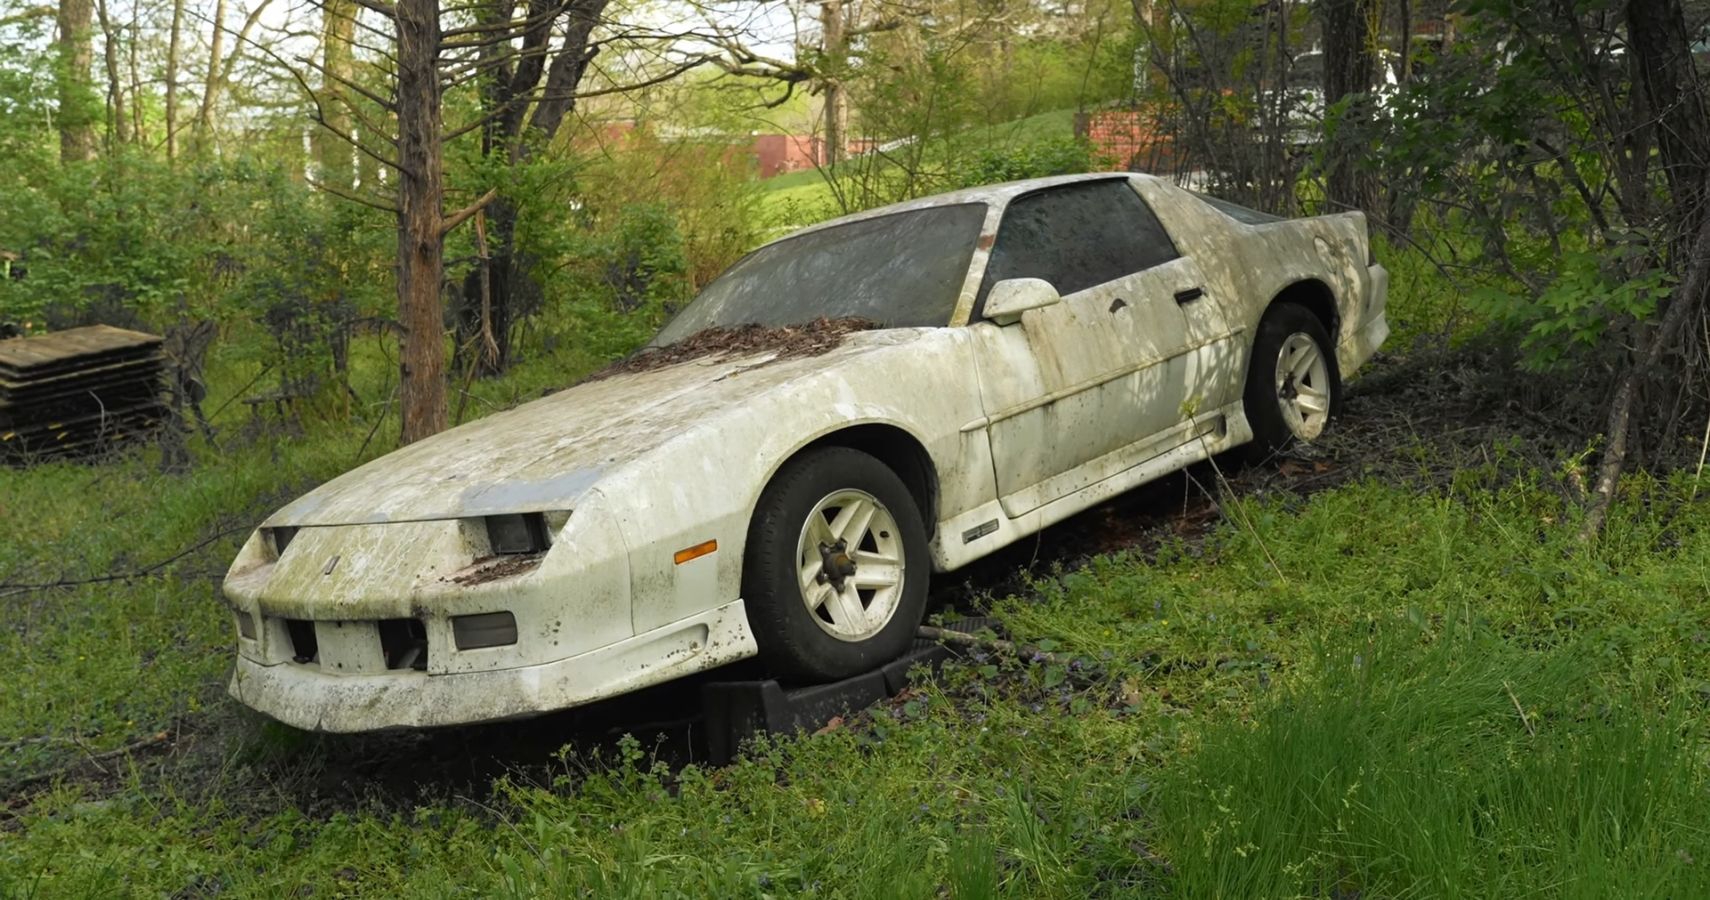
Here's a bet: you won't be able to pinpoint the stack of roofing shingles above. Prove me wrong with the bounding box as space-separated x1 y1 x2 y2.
0 325 167 462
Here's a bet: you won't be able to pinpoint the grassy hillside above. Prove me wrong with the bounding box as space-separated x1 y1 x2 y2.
756 108 1082 229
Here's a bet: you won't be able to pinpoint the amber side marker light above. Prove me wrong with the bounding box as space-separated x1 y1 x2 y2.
673 539 718 565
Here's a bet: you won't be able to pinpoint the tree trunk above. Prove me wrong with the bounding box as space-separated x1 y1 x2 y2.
455 0 609 378
94 0 126 146
820 0 847 167
55 0 97 163
316 0 357 189
1320 0 1377 214
1578 0 1710 539
197 0 228 151
456 199 518 376
1627 0 1710 237
456 0 518 378
395 0 448 444
1581 204 1710 539
1383 0 1418 232
165 0 182 159
126 0 144 145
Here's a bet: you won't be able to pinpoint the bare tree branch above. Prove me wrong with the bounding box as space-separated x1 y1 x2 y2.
440 54 712 143
347 0 396 17
244 36 405 171
295 52 398 112
308 175 402 212
440 188 498 236
0 5 53 27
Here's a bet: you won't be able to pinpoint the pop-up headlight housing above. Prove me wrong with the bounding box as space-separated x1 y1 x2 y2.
265 526 299 559
485 513 550 555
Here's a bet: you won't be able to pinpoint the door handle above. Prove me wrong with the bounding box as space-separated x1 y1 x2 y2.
1174 287 1205 304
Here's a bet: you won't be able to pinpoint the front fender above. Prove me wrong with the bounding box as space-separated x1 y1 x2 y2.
600 332 990 635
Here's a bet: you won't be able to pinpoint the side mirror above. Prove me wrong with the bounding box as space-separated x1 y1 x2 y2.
984 278 1061 325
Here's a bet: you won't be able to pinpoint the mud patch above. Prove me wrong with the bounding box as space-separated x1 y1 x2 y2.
588 317 878 381
447 552 546 587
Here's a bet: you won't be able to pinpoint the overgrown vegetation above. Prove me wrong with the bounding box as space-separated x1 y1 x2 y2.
6 0 1710 894
8 376 1710 895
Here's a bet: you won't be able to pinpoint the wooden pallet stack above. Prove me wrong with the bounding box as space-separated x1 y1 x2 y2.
0 325 167 462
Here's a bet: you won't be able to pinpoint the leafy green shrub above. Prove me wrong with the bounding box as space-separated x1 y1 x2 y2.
234 190 393 404
948 137 1113 190
547 201 692 361
515 134 764 361
1470 250 1670 372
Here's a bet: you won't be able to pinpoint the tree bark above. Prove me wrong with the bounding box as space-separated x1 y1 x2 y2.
1320 0 1377 213
55 0 98 163
126 0 143 145
197 0 228 150
395 0 448 444
1627 0 1710 237
455 0 610 378
316 0 358 190
94 0 125 146
165 0 182 159
820 0 847 167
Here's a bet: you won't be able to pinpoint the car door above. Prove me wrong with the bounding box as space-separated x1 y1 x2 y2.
968 178 1234 517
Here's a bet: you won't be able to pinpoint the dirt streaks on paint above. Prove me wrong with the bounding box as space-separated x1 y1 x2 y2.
588 318 878 381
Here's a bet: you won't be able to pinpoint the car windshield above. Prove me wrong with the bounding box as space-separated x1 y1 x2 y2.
653 203 987 345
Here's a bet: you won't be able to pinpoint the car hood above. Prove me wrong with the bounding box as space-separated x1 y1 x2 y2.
266 329 932 526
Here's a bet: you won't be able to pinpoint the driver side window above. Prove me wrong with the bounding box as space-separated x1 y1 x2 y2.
975 180 1179 317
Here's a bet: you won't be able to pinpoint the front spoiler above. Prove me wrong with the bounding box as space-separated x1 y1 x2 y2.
229 600 759 732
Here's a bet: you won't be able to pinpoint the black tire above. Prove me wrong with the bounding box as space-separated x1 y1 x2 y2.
1243 302 1342 461
742 446 931 682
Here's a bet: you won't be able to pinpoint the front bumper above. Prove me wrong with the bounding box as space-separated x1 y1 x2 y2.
229 600 758 731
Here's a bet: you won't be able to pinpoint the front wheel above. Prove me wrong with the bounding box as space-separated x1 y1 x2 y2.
742 447 930 682
1243 302 1342 460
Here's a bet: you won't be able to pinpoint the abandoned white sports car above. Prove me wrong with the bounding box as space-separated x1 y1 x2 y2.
222 173 1388 731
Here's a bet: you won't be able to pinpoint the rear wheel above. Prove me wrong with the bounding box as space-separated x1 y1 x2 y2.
1243 302 1341 459
742 446 930 682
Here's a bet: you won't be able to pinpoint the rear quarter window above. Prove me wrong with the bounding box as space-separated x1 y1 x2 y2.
1193 193 1286 225
976 180 1180 313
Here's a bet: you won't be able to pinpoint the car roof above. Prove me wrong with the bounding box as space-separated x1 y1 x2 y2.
769 171 1158 247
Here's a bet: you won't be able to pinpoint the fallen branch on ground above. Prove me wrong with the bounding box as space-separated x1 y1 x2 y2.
916 625 1073 666
1503 680 1536 737
0 525 250 601
4 730 173 796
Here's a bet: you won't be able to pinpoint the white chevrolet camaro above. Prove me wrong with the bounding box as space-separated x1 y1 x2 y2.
222 173 1389 731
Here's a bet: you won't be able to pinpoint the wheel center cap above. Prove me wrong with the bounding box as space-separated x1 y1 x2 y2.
817 539 857 591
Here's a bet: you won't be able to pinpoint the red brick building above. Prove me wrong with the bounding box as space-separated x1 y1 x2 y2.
1075 108 1177 171
573 119 855 180
751 134 827 178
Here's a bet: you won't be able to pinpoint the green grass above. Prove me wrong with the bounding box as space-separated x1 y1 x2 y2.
759 109 1078 195
755 108 1081 230
0 328 612 775
1157 627 1707 897
6 255 1710 895
8 451 1710 895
